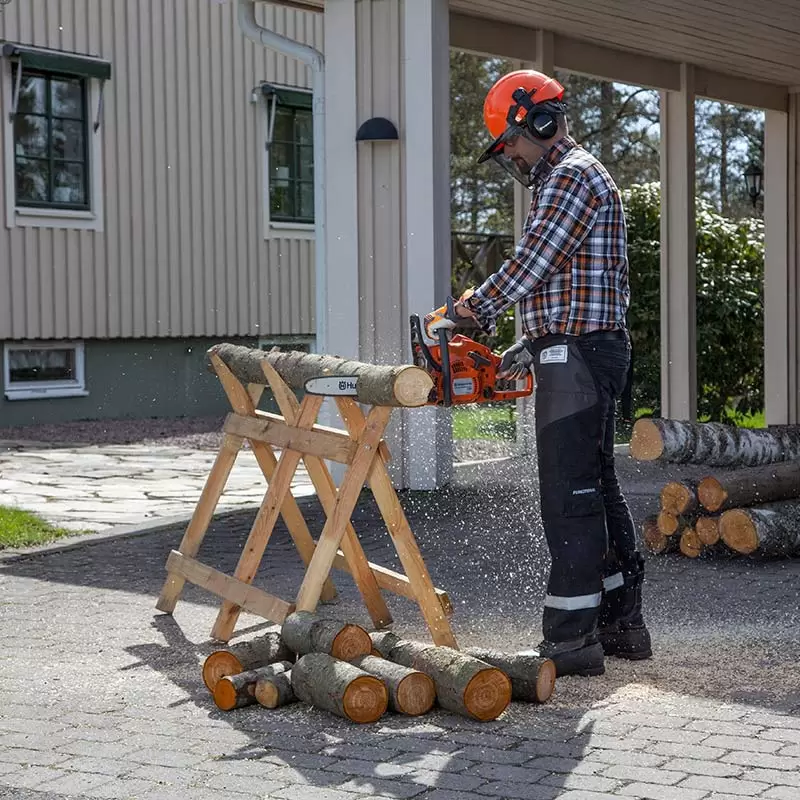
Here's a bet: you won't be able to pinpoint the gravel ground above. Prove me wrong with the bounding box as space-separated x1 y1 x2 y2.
0 415 525 462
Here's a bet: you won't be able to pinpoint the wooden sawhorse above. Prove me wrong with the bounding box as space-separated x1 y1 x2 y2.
155 343 457 648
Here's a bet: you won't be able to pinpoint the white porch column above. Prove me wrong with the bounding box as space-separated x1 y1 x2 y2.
319 0 360 444
764 99 799 424
659 64 697 420
323 0 359 361
401 0 453 489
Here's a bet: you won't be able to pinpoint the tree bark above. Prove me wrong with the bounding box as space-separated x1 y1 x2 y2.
369 633 511 721
697 461 800 512
290 653 388 723
208 343 433 408
255 670 296 709
212 661 293 711
463 647 556 704
630 418 800 467
660 481 699 515
719 500 800 556
350 655 436 716
281 611 371 661
202 632 293 692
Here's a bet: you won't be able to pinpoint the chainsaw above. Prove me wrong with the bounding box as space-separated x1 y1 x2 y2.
409 296 534 407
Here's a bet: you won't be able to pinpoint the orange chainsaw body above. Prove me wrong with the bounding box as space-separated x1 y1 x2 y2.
410 314 533 407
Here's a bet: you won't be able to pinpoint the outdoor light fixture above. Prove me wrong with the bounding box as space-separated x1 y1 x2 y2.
356 117 399 142
744 162 763 207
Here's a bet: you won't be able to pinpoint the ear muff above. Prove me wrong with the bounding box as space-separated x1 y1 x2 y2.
526 110 559 140
508 87 564 140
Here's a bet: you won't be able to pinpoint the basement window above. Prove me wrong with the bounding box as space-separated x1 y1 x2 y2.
3 341 88 400
258 336 315 354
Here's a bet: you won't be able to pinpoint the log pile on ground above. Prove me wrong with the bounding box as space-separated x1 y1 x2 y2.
632 420 800 560
199 612 557 724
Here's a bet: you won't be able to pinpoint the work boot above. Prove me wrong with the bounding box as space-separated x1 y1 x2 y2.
598 553 652 660
533 635 605 678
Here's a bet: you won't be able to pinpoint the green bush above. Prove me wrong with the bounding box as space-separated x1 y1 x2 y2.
624 182 765 421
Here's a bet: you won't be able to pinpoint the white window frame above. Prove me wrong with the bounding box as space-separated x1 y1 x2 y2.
259 84 315 241
3 60 105 232
3 340 89 400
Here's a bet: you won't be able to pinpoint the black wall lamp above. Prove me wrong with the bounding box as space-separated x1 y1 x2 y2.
356 117 399 142
744 162 763 207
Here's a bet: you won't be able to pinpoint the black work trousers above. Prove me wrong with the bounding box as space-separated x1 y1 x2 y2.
530 328 638 644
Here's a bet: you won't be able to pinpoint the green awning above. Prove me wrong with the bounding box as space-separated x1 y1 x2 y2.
1 41 111 80
261 83 312 109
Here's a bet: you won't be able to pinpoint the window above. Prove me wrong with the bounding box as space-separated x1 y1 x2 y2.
258 336 314 355
2 42 111 230
3 341 88 400
261 85 314 235
14 70 90 210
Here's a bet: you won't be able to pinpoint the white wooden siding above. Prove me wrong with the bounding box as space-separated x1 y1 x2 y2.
0 0 320 340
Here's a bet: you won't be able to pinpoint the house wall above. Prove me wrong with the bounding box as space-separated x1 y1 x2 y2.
0 0 319 343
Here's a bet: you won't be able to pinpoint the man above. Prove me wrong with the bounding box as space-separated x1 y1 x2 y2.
426 69 651 677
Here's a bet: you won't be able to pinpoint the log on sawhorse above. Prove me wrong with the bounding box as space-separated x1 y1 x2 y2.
155 342 457 648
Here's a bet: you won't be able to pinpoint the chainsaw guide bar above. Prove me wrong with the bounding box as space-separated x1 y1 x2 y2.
304 376 359 396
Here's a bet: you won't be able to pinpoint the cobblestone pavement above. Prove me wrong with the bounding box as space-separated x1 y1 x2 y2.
0 442 313 533
2 471 800 800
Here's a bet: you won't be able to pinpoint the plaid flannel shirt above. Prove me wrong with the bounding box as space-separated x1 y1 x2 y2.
468 136 630 340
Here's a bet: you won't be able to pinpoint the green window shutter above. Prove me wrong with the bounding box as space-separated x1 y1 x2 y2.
1 42 111 80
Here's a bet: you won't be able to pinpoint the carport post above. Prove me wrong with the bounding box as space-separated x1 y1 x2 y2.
659 63 697 421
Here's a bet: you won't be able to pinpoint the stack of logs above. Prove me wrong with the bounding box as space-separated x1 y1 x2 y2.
202 611 557 724
631 418 800 559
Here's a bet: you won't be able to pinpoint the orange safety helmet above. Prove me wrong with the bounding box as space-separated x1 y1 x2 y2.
477 69 566 171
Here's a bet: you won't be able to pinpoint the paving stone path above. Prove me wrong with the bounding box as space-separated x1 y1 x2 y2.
1 466 800 800
0 442 313 532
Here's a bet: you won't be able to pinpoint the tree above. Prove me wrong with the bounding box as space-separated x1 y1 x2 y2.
624 182 765 422
450 51 516 235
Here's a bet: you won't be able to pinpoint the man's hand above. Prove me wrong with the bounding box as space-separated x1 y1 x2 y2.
497 337 534 379
423 291 478 340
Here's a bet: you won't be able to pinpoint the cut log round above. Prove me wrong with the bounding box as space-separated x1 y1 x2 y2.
697 461 800 513
643 516 679 555
281 612 371 661
213 661 293 711
679 527 703 558
208 343 434 408
660 481 698 515
202 632 293 692
719 501 800 556
630 418 800 467
657 510 680 537
379 638 511 721
290 653 388 723
255 670 296 709
463 647 556 704
695 516 720 546
350 655 435 716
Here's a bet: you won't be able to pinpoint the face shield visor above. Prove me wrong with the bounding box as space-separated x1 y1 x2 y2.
477 125 538 188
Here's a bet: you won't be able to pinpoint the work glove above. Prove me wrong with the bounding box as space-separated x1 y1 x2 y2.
423 289 478 340
497 337 535 380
